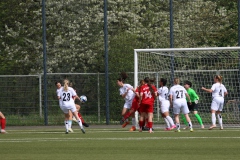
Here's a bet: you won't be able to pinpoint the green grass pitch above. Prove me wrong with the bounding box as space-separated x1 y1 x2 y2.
1 126 240 160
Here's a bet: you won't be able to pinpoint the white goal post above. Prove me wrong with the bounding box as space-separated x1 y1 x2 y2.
134 47 240 127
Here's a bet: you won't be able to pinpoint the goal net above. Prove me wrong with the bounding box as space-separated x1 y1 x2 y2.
134 47 240 128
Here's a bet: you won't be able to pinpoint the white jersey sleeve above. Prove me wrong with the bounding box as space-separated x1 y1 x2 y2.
211 83 227 98
158 86 169 101
119 84 135 101
169 85 187 101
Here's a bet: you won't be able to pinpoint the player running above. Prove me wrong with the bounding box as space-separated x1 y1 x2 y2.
201 75 228 130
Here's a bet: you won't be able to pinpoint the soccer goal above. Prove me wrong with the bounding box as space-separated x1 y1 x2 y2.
134 47 240 127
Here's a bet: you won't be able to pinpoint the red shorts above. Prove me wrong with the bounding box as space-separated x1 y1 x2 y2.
131 100 140 112
139 103 154 113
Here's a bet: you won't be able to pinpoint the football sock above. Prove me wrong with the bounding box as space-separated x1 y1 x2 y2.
77 119 83 128
68 120 72 129
188 121 193 129
166 116 174 126
194 113 203 125
148 122 153 129
139 121 144 129
217 114 223 127
211 113 216 125
181 114 188 126
0 118 6 130
78 112 85 123
123 112 131 120
164 118 170 128
176 123 180 130
64 120 69 132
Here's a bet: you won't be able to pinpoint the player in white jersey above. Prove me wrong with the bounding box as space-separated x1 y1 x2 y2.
57 79 85 134
55 81 74 132
157 78 176 131
117 72 136 129
169 78 193 132
202 75 228 130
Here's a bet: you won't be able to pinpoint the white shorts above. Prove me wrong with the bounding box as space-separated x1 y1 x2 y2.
160 100 170 113
123 99 134 109
211 97 224 111
60 104 77 114
173 99 189 114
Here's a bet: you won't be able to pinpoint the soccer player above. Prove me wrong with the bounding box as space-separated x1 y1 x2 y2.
120 79 144 131
201 75 228 130
117 72 136 129
182 80 204 129
158 78 176 131
55 81 89 132
57 79 85 134
169 78 193 132
0 111 7 134
139 77 157 133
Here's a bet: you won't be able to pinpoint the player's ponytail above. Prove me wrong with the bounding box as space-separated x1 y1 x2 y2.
63 79 69 92
144 77 154 95
215 75 223 84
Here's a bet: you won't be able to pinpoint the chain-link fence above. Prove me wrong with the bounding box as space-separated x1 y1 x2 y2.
1 0 239 126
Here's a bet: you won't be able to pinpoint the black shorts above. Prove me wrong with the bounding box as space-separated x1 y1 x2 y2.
187 102 198 111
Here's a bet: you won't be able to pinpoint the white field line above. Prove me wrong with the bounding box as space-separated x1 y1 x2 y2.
6 128 240 134
1 136 240 143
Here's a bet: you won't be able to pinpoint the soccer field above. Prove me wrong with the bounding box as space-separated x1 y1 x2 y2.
1 126 240 160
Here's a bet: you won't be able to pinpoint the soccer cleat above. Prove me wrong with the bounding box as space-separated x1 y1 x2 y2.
183 126 189 130
68 128 74 133
129 126 136 132
208 125 216 130
65 131 69 134
81 128 86 134
83 122 89 127
164 128 171 131
122 121 130 128
190 128 194 132
0 129 7 134
201 125 205 129
72 116 78 123
220 126 223 130
170 125 177 130
175 129 181 132
142 126 149 131
149 128 154 133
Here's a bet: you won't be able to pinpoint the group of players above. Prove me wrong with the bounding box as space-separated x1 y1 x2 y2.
0 74 228 134
117 72 228 133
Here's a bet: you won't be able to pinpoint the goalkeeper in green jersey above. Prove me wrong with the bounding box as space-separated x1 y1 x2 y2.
182 80 204 129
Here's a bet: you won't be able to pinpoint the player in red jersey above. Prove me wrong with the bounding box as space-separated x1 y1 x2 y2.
0 111 7 134
120 80 145 131
138 77 157 133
